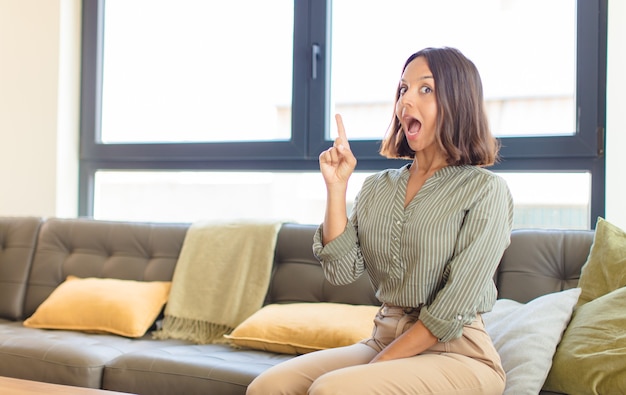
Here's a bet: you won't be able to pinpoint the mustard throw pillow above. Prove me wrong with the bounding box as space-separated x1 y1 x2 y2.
24 276 171 338
225 302 379 354
576 217 626 306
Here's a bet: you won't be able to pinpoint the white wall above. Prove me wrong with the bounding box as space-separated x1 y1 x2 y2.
0 0 624 228
0 0 80 218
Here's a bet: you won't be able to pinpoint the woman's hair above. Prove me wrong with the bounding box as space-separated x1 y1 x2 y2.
379 47 499 166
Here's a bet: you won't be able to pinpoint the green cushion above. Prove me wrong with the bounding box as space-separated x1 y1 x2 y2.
543 217 626 394
543 287 626 394
576 217 626 306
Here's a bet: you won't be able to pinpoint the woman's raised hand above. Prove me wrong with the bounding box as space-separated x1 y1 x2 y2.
319 114 357 187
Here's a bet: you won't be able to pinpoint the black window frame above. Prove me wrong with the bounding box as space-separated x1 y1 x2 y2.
79 0 607 226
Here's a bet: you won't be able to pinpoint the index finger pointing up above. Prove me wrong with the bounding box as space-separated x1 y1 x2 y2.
335 114 350 147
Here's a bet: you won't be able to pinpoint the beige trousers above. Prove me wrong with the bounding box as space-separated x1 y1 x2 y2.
246 305 505 395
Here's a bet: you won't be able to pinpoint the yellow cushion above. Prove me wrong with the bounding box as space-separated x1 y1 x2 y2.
543 217 626 393
225 302 379 354
23 276 171 338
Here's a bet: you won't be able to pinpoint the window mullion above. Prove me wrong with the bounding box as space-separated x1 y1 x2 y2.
306 0 331 159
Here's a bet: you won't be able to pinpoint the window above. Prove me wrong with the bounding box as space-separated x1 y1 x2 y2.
330 1 578 140
80 0 606 228
100 1 294 144
93 170 591 230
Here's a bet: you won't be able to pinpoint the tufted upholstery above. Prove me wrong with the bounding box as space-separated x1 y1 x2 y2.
0 217 42 320
266 223 379 306
103 343 293 395
0 320 188 388
497 229 594 303
22 218 188 318
270 225 596 307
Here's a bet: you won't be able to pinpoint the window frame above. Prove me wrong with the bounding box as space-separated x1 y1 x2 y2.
79 0 607 226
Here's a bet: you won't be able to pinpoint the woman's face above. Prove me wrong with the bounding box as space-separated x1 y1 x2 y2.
395 56 440 156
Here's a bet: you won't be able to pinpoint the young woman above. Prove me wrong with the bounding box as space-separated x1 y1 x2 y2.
247 46 513 395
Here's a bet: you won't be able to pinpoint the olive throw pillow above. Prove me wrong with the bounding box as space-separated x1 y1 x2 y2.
543 217 626 394
543 287 626 394
23 276 171 338
225 302 379 354
575 217 626 306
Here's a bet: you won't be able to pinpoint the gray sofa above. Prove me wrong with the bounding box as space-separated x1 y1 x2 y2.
0 216 593 394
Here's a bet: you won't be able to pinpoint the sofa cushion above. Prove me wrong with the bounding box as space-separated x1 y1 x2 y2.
544 287 626 394
544 217 626 394
483 287 580 395
267 223 379 306
0 320 189 389
0 217 42 320
496 228 593 303
23 218 188 318
103 343 293 395
575 217 626 306
23 276 171 338
225 303 379 354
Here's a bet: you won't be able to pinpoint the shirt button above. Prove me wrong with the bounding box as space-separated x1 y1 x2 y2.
396 220 401 225
457 315 463 320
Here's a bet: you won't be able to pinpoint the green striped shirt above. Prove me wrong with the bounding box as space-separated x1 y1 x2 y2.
313 164 514 342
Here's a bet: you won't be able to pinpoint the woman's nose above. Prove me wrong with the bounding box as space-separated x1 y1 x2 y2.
400 89 416 107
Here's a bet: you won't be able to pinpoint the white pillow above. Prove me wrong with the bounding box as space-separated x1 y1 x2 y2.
482 287 581 395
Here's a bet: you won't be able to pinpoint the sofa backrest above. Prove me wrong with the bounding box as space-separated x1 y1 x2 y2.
269 224 596 307
267 223 379 306
0 217 42 320
496 228 595 303
22 218 189 318
4 217 597 319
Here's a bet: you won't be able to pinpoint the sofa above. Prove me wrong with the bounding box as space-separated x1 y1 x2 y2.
0 216 610 394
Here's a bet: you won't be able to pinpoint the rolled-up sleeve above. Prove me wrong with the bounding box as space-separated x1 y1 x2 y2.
312 220 365 286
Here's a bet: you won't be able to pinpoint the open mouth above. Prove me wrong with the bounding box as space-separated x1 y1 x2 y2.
404 116 422 137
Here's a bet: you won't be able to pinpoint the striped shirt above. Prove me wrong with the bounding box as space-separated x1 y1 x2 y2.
313 164 514 342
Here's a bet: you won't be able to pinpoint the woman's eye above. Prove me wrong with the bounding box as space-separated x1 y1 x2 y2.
399 86 407 95
419 86 432 94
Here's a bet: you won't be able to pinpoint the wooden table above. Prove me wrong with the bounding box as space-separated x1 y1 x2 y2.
0 376 135 394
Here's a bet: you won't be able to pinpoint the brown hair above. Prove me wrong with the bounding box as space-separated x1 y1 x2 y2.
379 47 499 166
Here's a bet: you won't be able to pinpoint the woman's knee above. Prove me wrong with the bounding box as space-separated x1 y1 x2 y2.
308 371 354 395
246 365 312 395
246 374 272 395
